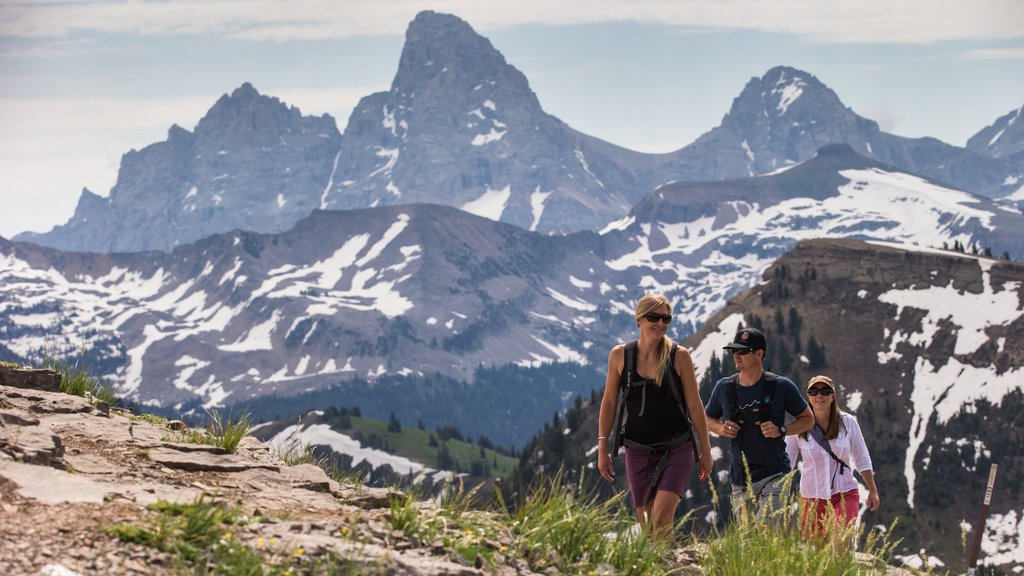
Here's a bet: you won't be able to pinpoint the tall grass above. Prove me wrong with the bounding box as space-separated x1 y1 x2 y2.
506 469 671 575
206 409 251 453
700 473 903 575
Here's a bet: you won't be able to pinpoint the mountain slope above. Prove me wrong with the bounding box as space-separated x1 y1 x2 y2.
3 145 1022 416
523 238 1024 574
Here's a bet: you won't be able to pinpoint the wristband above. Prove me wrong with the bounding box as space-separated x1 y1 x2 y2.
598 436 607 440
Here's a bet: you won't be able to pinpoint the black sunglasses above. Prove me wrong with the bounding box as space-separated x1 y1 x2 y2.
807 387 834 396
643 313 672 324
732 348 755 356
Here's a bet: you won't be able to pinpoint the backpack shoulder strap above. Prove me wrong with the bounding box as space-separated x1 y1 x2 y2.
609 340 638 457
725 373 739 421
618 338 634 387
666 343 702 462
808 425 850 473
665 344 686 414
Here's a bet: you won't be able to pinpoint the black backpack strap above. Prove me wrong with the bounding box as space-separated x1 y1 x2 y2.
609 340 638 458
725 373 740 422
665 344 702 463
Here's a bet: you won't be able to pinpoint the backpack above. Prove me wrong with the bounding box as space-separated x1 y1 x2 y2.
609 340 700 462
724 371 780 426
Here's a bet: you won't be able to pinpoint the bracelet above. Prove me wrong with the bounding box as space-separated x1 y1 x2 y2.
598 436 607 440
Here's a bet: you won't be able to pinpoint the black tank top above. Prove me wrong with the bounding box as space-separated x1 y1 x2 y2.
623 375 687 445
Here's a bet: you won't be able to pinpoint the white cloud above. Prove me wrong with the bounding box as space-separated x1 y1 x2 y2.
1 0 1022 45
957 48 1024 61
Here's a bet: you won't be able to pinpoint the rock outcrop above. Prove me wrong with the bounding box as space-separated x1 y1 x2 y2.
0 367 528 575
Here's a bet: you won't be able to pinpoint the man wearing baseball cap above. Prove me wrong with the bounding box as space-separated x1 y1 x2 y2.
704 327 814 522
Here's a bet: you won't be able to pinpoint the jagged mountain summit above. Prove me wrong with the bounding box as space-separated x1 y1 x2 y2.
15 11 1023 252
320 10 659 235
16 83 342 253
669 66 1023 201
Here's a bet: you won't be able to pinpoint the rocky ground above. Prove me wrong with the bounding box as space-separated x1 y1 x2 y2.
0 368 540 575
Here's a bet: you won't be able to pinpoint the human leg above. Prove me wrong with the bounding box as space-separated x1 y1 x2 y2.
648 489 682 541
752 472 789 523
832 488 860 526
799 497 828 540
729 483 751 520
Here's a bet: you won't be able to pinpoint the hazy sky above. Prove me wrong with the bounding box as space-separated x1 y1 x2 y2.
1 0 1023 239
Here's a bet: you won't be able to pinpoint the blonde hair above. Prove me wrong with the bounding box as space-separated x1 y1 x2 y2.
634 293 673 387
799 375 848 440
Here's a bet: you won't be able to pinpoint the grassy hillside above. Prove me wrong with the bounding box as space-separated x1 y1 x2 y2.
318 408 518 480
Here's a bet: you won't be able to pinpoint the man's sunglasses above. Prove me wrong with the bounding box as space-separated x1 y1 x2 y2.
643 313 672 324
807 387 834 396
731 348 755 356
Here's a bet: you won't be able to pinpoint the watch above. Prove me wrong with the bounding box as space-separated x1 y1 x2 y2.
779 425 787 436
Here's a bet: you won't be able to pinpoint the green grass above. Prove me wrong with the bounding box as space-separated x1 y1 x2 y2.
128 412 169 426
164 410 252 454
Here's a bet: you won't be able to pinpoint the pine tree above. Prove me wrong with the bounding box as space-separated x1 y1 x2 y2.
387 412 402 433
806 336 826 369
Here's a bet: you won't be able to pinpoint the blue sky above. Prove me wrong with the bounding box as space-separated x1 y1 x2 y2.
1 0 1023 238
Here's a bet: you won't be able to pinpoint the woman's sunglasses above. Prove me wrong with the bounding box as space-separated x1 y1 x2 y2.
807 387 834 396
643 313 672 324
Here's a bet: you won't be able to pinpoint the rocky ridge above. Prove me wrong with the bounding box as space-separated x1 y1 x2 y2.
0 367 524 575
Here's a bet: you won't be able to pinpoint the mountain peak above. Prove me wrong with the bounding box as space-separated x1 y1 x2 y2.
393 11 511 92
966 101 1024 159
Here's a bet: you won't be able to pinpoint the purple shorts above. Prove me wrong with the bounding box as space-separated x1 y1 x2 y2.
624 441 694 508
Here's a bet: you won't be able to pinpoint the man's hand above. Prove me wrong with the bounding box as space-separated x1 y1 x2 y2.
759 420 784 438
720 419 741 439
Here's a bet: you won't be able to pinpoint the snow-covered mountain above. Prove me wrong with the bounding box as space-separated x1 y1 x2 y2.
16 11 1023 252
2 145 1021 412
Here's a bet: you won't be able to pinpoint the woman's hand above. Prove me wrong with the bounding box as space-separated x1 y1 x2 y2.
697 448 713 481
867 488 880 511
598 448 616 483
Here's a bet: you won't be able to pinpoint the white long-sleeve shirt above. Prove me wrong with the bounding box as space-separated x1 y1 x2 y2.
786 412 873 499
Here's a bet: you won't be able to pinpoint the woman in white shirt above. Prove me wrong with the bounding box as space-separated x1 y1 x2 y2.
785 375 880 537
